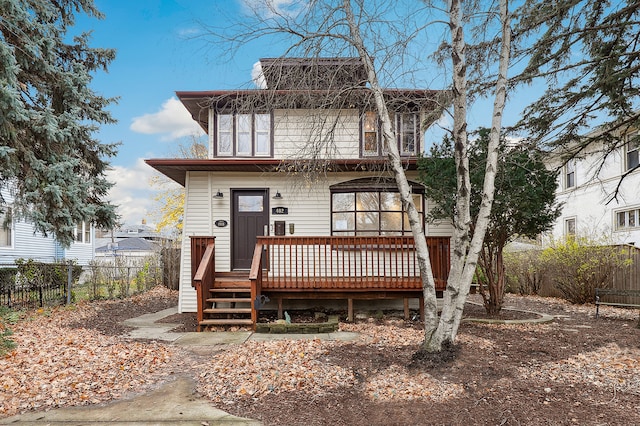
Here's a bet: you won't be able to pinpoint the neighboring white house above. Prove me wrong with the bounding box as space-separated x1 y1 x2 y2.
0 185 95 266
548 127 640 246
146 57 454 313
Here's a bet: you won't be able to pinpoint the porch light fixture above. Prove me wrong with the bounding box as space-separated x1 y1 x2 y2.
213 190 224 199
272 191 283 200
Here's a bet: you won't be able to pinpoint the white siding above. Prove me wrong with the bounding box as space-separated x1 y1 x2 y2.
549 140 640 247
273 109 361 159
178 172 212 313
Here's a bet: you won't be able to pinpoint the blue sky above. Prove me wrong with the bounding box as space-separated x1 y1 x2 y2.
74 1 272 227
74 0 530 227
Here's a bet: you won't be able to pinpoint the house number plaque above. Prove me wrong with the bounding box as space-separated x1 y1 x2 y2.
214 220 228 227
272 207 288 215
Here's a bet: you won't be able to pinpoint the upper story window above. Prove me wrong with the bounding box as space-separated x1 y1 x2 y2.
625 131 639 171
564 160 576 189
0 208 12 248
75 222 91 244
361 112 420 157
216 112 272 157
615 207 639 230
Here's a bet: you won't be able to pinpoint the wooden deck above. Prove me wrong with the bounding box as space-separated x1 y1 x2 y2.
191 235 450 330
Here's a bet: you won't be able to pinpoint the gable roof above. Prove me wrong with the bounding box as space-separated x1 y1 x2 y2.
95 237 159 253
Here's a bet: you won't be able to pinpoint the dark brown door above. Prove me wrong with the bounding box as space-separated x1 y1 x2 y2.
232 189 269 269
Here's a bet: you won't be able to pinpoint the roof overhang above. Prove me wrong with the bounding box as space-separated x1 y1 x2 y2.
145 158 418 186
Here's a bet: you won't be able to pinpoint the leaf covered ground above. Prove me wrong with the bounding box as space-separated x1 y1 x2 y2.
2 287 640 425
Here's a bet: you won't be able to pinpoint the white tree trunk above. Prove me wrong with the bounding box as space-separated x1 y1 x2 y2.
343 0 440 337
423 0 512 352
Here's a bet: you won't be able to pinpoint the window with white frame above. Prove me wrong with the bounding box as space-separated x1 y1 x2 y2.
75 222 91 244
0 208 12 248
564 217 576 236
564 160 576 189
361 112 419 157
615 207 640 230
626 131 639 171
215 112 272 157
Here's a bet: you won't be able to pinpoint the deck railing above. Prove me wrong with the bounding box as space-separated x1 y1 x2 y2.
190 236 215 329
250 236 450 293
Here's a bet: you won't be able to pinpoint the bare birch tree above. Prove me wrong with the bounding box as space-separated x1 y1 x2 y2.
201 0 513 353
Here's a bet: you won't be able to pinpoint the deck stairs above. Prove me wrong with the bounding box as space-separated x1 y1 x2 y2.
200 271 253 329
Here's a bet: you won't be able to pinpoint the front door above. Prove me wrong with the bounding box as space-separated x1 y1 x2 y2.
232 189 269 269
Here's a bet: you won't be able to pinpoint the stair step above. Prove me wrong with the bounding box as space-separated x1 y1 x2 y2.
209 287 251 293
214 279 251 288
199 319 254 326
203 308 252 314
207 297 252 303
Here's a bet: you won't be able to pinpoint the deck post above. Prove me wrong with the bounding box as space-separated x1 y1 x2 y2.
347 298 353 322
277 297 283 319
403 298 409 320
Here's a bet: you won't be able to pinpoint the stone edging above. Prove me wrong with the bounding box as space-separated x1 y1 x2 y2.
462 302 555 325
255 315 340 334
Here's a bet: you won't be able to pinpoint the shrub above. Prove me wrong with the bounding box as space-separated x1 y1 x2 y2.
540 237 632 304
504 250 544 295
0 306 19 356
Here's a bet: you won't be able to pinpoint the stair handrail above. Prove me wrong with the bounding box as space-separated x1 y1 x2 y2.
248 240 265 326
193 242 215 330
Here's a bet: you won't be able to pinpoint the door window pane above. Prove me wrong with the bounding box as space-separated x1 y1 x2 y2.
238 195 263 212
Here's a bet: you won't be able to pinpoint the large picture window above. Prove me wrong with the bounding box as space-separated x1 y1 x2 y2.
360 112 419 157
216 112 272 157
0 208 11 248
331 179 424 236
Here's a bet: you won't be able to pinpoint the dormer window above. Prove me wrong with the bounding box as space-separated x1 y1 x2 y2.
215 112 272 157
361 111 419 157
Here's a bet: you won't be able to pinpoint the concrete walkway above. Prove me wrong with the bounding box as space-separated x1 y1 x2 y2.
0 308 360 425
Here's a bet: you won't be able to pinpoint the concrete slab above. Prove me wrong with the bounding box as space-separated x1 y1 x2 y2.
174 331 253 346
0 377 259 425
247 331 360 342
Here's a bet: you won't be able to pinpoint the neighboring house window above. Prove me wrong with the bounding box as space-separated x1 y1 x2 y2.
615 208 640 230
361 112 420 157
564 160 575 189
0 208 12 248
215 112 272 157
331 180 424 236
564 217 576 236
626 132 639 171
75 222 91 244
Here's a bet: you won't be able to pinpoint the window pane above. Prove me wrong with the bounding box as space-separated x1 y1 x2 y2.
84 225 91 243
412 194 423 212
76 223 83 242
238 195 263 212
237 114 251 154
400 114 417 155
565 218 576 235
255 114 270 155
630 210 637 227
356 192 379 211
332 212 354 231
617 212 626 228
403 212 423 231
363 111 378 155
333 193 354 211
356 212 379 231
0 208 11 247
381 192 402 211
381 212 402 231
218 114 233 155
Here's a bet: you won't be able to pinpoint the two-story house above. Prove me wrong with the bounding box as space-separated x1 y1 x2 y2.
0 184 95 266
549 127 640 246
146 57 453 328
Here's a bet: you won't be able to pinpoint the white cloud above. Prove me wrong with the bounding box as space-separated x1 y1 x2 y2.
252 61 267 89
106 158 180 226
130 97 203 141
240 0 308 19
